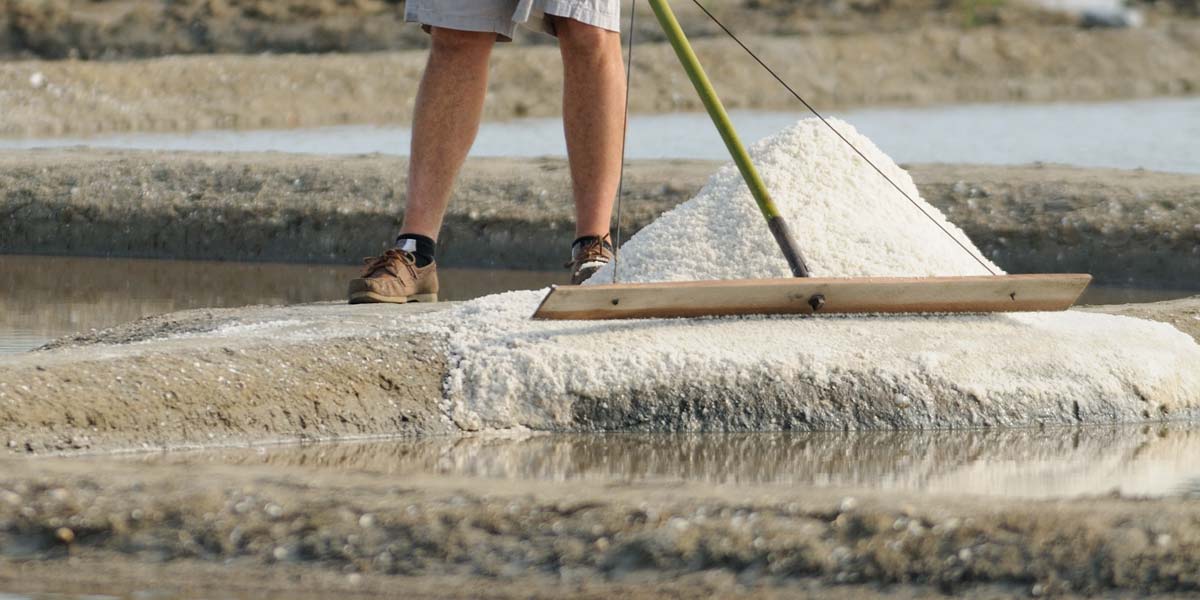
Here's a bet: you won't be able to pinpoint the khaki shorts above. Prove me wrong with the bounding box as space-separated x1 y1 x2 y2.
405 0 621 40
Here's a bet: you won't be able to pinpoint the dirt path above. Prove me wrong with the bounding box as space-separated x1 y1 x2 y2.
3 151 1197 288
4 22 1200 137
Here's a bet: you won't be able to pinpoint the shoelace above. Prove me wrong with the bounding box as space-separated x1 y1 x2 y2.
565 235 614 269
363 249 418 279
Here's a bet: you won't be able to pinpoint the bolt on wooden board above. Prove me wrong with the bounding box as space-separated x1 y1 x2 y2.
532 274 1093 320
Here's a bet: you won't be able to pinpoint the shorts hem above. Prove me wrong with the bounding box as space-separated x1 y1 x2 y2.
404 7 518 41
540 0 622 33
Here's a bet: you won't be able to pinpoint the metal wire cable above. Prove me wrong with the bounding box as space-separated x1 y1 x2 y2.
689 0 997 275
612 0 637 284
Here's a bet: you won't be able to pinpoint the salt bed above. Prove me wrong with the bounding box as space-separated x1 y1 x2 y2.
420 119 1200 432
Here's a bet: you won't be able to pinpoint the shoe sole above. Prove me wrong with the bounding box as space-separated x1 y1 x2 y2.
348 292 438 305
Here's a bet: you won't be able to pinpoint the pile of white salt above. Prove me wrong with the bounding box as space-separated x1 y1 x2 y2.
588 118 998 282
422 119 1200 432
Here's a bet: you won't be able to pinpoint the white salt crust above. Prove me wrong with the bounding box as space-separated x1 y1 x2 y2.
587 118 1002 283
422 119 1200 432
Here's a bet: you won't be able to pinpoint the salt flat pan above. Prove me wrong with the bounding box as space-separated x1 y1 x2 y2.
431 119 1200 432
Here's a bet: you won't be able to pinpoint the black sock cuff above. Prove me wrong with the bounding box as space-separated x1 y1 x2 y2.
396 234 437 265
573 235 613 250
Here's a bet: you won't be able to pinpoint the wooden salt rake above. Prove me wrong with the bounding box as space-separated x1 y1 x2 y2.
533 0 1090 320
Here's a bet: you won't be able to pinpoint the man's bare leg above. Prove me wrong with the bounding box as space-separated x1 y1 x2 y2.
348 28 492 304
555 18 627 239
400 28 496 239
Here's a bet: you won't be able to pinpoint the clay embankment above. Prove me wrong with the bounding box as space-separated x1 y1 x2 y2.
2 151 1197 288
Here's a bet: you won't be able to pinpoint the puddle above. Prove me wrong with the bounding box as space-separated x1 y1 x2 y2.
0 255 562 354
4 98 1198 173
122 424 1200 499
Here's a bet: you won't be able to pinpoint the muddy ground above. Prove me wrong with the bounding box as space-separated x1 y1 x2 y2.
4 23 1200 137
2 150 1197 288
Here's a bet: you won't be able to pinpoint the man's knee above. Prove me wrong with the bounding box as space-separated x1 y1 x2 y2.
430 27 496 55
555 18 619 54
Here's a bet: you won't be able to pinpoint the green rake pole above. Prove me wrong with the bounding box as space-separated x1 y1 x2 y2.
646 0 810 277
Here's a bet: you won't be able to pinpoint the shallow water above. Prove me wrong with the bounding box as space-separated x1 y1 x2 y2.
5 97 1198 173
0 255 563 355
123 424 1200 499
0 254 1193 355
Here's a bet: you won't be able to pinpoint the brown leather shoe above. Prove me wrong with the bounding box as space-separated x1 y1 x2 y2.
348 249 439 304
565 234 614 285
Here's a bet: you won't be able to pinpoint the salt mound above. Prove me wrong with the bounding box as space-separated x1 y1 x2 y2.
588 118 1000 283
432 291 1200 432
422 119 1200 433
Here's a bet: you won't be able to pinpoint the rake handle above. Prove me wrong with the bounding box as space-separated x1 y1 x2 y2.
646 0 810 277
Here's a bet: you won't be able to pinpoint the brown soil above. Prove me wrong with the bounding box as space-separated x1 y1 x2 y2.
2 150 1197 288
3 22 1200 137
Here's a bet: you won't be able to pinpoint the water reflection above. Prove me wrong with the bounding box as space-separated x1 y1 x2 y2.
129 424 1200 499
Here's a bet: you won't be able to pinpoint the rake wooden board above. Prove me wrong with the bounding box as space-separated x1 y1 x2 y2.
532 274 1092 320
